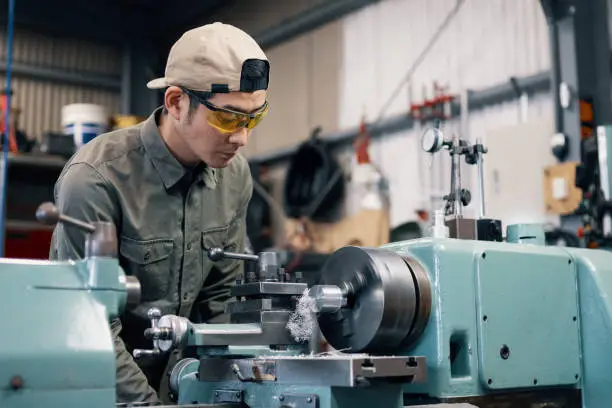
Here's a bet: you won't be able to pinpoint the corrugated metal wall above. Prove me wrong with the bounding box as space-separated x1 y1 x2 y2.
340 0 555 227
0 28 122 141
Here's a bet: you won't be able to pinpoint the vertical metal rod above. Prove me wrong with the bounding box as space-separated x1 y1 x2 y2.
0 0 15 257
120 43 132 115
546 11 563 133
476 138 486 218
452 136 462 217
519 93 529 123
459 87 469 217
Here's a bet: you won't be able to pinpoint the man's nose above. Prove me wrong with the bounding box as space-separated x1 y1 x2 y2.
229 127 248 147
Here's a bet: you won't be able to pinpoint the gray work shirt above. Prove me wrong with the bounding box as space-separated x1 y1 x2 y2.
49 106 253 403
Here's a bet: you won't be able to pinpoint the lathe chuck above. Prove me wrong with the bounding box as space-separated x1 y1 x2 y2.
316 246 431 354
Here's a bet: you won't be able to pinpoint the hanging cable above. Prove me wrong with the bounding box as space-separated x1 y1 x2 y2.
372 0 467 127
0 0 15 256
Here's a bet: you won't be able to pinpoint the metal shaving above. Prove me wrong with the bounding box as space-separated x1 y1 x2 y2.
286 288 317 343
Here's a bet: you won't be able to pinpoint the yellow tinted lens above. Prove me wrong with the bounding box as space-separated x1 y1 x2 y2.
207 104 269 132
248 105 269 129
208 110 243 132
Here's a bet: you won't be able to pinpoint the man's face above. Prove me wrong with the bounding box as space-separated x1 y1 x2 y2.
178 90 267 168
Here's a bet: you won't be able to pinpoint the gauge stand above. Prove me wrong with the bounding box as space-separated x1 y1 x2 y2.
421 127 503 242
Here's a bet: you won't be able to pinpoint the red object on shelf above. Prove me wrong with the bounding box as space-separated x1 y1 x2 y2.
354 115 371 164
5 223 53 259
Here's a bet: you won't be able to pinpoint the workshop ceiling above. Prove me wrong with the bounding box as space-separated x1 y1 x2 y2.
0 0 236 45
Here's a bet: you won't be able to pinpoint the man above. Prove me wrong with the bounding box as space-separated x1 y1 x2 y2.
49 22 270 404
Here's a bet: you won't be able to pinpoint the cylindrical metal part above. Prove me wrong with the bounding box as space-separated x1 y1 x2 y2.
208 247 259 262
310 285 346 313
157 315 190 352
169 358 199 396
452 137 463 217
476 138 486 218
221 250 259 262
259 251 280 281
316 246 431 354
124 275 141 308
85 221 117 258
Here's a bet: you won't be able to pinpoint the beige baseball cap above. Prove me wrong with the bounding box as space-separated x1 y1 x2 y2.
147 22 270 93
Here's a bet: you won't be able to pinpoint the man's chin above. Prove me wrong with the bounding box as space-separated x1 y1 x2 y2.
208 154 235 168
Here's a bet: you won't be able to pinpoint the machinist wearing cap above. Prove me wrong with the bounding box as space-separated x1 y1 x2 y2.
48 22 270 404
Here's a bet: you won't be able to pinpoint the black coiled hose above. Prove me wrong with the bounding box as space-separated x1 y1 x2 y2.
283 128 346 223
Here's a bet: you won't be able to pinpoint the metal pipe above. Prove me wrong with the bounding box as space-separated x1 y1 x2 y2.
540 0 563 133
0 0 15 257
255 0 380 50
0 60 121 90
451 136 462 217
249 71 551 167
121 43 133 114
476 138 486 218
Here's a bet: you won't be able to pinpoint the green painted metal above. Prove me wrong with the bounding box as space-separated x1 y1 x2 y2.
4 221 612 408
506 223 546 245
381 236 582 400
0 257 129 408
177 371 404 408
176 228 612 407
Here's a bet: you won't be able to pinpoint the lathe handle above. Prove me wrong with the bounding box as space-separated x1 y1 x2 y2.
36 202 96 233
207 246 259 262
133 308 163 358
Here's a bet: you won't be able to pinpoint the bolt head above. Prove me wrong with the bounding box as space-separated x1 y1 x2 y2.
147 308 161 319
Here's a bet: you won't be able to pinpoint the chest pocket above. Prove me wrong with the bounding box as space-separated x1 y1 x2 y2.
201 225 233 278
120 236 175 302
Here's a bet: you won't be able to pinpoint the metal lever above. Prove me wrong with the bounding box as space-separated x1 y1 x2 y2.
36 202 95 233
207 247 259 262
35 201 119 259
133 308 171 358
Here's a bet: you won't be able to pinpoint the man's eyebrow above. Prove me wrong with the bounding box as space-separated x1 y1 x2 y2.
223 103 266 114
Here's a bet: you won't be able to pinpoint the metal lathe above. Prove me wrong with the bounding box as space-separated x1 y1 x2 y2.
2 128 612 408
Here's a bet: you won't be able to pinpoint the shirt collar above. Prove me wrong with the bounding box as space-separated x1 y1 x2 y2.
140 107 217 190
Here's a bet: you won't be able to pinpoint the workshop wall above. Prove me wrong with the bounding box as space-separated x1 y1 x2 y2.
210 0 343 244
0 28 122 142
210 0 342 158
339 0 555 228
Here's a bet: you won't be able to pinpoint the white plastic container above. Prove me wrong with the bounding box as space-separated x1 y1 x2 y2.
61 103 108 149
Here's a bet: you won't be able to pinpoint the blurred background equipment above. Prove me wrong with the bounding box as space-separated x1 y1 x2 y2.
61 103 108 149
283 127 346 224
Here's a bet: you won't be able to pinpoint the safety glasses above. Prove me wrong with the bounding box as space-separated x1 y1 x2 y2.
183 88 269 133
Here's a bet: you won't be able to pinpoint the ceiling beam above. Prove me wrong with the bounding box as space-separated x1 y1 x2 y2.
255 0 380 49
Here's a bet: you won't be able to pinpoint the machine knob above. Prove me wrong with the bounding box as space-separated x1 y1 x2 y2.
36 202 96 233
133 308 187 358
36 201 118 258
133 308 164 358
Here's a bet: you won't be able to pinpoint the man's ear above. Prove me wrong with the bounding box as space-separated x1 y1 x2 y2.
164 86 184 120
